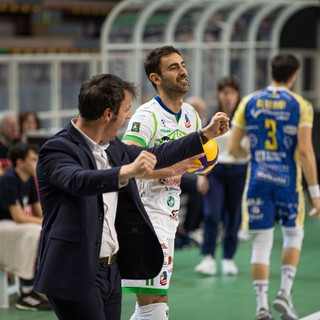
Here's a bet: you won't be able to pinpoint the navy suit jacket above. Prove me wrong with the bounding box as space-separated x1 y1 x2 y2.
34 122 203 301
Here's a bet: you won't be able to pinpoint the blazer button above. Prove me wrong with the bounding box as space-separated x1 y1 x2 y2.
96 240 101 247
98 214 103 221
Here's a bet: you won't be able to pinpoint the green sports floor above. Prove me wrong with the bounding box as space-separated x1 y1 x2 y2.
1 216 320 320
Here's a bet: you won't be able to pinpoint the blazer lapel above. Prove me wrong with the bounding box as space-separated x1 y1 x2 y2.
105 142 121 167
66 123 97 169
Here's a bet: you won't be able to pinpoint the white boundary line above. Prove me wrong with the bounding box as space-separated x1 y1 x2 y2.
300 311 320 320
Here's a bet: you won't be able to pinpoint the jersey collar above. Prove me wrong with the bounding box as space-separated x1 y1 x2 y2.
155 96 182 122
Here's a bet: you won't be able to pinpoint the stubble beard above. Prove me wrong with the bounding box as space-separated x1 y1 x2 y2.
161 77 190 96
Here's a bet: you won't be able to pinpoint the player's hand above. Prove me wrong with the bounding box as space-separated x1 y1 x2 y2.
308 198 320 217
201 112 230 140
171 153 205 175
197 175 209 195
119 150 157 182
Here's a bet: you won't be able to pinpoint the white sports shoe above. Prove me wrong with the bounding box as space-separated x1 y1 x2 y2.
221 259 239 275
194 255 216 275
272 290 298 320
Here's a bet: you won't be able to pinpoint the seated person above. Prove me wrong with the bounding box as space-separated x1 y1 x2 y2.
0 143 51 311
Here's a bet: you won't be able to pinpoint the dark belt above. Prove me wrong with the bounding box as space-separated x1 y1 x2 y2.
99 254 117 266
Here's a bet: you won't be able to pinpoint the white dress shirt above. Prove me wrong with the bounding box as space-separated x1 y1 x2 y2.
71 119 124 257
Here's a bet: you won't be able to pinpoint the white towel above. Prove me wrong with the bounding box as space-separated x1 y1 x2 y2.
0 220 41 279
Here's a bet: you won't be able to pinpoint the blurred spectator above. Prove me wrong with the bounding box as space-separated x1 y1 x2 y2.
0 112 20 174
0 143 51 311
186 96 209 125
19 111 41 136
195 77 248 276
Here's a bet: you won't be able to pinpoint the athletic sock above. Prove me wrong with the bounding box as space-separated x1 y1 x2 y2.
138 302 169 320
21 285 33 294
280 264 297 295
253 280 269 311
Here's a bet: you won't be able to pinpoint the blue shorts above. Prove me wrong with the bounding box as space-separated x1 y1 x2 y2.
242 178 305 230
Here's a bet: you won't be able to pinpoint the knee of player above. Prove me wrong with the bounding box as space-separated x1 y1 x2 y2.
281 226 304 250
250 228 274 266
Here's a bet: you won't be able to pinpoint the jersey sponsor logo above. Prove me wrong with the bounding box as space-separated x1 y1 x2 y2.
160 271 167 286
250 108 290 121
131 122 141 132
167 196 175 207
256 99 287 110
161 119 166 127
135 114 146 118
185 114 191 128
159 177 181 186
249 134 258 148
278 209 297 221
160 243 168 249
248 198 264 221
170 209 179 220
156 129 188 144
158 136 171 143
283 136 293 149
283 125 297 135
254 167 290 186
160 129 171 133
254 150 287 163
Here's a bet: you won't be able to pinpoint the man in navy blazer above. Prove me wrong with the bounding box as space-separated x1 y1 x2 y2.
34 73 229 320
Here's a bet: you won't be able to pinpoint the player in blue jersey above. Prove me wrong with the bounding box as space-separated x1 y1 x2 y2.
229 53 320 320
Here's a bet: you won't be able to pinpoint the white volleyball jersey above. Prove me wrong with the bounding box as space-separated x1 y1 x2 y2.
122 96 202 238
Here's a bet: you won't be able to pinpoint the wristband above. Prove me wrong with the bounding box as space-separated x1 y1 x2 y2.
308 184 320 198
198 129 208 144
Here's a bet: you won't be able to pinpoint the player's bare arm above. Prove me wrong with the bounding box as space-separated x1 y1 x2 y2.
228 125 248 158
298 126 320 217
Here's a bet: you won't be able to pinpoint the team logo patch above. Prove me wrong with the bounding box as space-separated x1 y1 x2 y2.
185 114 191 128
167 196 175 207
160 271 167 286
131 122 141 132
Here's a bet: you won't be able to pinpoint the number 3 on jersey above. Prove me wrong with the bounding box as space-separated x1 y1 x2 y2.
265 119 278 150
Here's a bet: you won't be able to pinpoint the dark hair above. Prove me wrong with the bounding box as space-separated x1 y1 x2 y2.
19 111 41 134
217 76 240 93
144 46 181 90
271 54 300 83
217 76 240 117
8 143 39 168
78 74 137 121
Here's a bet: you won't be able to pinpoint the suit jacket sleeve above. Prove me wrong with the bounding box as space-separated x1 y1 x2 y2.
124 131 203 168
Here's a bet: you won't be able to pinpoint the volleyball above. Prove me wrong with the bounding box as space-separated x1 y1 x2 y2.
188 139 219 174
